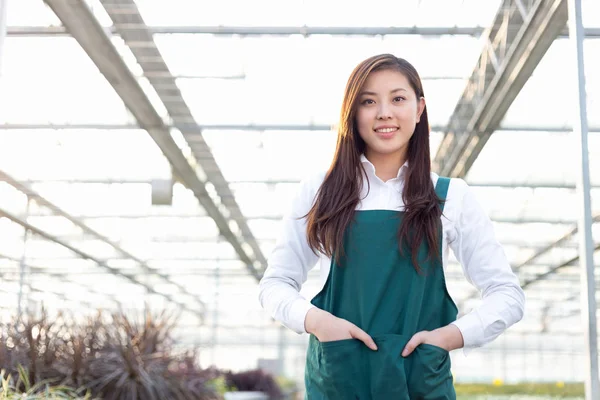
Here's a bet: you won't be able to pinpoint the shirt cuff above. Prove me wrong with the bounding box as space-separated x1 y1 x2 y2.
288 298 317 334
451 311 485 354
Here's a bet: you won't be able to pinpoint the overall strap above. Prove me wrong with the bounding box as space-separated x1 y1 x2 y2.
434 176 451 213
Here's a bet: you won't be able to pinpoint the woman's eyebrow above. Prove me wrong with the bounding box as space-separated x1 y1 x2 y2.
359 88 408 96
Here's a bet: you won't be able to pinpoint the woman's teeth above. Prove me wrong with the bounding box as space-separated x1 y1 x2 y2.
375 127 397 133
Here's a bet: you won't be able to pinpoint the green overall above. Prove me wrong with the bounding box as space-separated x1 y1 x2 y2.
305 177 457 399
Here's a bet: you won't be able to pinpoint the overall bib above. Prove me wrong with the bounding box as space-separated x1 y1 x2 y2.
305 177 457 399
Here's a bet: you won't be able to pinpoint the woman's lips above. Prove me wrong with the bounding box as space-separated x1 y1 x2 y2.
374 127 398 138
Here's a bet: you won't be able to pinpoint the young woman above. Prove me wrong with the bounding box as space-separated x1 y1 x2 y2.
258 54 525 399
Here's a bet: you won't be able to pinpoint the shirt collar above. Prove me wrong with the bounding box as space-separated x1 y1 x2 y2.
360 154 409 181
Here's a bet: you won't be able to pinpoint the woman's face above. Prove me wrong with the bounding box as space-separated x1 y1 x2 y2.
355 69 425 163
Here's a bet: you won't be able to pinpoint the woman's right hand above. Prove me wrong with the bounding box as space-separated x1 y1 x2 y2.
304 308 378 351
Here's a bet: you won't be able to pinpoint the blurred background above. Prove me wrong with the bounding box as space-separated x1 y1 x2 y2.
0 0 599 399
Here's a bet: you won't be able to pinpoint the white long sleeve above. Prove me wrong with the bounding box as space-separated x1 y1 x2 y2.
258 173 323 334
258 159 525 348
448 178 525 349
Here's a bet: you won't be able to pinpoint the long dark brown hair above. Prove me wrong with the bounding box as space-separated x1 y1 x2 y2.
305 54 443 271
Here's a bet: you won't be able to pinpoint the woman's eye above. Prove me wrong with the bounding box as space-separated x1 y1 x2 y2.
394 96 406 102
361 99 374 105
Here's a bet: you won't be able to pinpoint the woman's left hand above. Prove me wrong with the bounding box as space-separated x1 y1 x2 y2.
401 325 464 357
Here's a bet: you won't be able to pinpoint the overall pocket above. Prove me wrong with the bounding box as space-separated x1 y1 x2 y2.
406 343 455 400
305 335 364 399
367 334 411 400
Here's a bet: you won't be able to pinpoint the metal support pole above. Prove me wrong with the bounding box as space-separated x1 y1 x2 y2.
0 0 7 74
17 197 31 321
278 324 286 375
523 333 527 381
502 334 507 382
567 1 599 398
211 246 221 366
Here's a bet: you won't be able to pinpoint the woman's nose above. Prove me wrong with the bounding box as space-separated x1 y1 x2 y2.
377 103 393 119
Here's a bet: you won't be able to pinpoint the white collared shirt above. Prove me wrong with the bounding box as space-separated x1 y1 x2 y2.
258 155 525 350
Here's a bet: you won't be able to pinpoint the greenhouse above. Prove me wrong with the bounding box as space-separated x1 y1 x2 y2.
0 0 599 399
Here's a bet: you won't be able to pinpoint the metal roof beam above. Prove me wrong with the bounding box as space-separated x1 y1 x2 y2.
6 25 600 37
0 206 203 318
11 236 585 251
97 0 266 280
453 213 600 310
0 286 97 311
0 252 121 308
43 0 265 281
0 169 207 314
9 178 600 190
15 212 600 226
515 213 600 274
433 0 568 177
0 263 592 278
2 123 600 133
521 244 600 289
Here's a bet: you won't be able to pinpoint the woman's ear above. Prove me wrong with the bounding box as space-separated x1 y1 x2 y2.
417 97 425 123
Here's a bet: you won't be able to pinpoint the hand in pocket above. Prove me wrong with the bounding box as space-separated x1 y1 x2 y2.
305 308 378 350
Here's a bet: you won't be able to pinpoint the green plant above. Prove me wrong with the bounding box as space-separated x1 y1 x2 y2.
0 306 222 399
0 365 93 399
0 308 75 390
205 376 228 396
454 382 584 397
224 369 283 399
82 311 221 400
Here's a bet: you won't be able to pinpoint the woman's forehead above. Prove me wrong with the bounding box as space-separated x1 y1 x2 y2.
361 70 413 93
